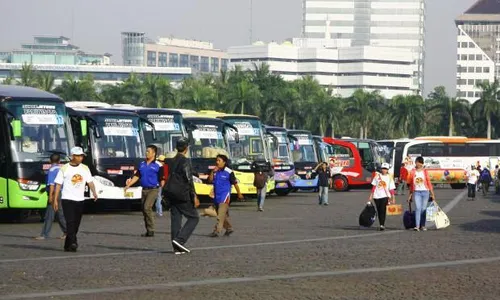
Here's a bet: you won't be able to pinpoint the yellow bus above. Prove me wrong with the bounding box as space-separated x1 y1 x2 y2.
197 111 275 195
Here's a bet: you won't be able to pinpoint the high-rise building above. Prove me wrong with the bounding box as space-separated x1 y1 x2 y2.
455 0 499 102
302 0 425 94
121 32 229 74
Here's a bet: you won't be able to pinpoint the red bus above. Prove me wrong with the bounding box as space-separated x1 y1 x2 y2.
323 138 386 191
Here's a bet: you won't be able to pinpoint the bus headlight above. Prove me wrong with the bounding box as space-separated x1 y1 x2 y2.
18 179 40 191
94 176 115 187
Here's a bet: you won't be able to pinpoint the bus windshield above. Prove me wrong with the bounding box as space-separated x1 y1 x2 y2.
188 122 229 159
224 118 268 164
291 134 318 163
143 113 183 154
6 101 70 163
268 130 293 165
93 116 144 159
377 141 394 165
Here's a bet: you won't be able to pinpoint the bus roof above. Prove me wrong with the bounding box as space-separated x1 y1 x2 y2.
288 129 312 135
183 115 226 123
108 107 183 116
378 138 413 143
66 101 111 109
167 108 197 115
414 136 489 143
67 107 139 118
265 125 287 132
0 85 62 100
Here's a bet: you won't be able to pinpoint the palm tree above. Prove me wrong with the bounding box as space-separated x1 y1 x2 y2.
344 89 382 139
306 92 342 136
226 78 261 114
177 77 216 110
54 74 96 101
98 84 124 104
390 94 425 138
266 81 299 128
36 72 55 92
141 75 174 108
474 79 500 139
426 88 471 136
292 76 323 129
2 76 14 85
17 63 38 87
121 73 143 105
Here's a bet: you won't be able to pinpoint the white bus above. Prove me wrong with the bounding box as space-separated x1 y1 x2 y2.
401 138 500 189
377 139 412 181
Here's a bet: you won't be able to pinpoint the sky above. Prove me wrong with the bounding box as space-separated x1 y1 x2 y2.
0 0 477 97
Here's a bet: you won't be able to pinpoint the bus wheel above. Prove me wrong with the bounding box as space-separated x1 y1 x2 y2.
275 189 290 196
332 175 349 192
450 183 466 190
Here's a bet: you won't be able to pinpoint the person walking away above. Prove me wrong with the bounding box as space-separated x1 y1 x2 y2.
369 163 396 231
163 138 200 254
35 153 67 240
156 155 167 217
466 165 480 201
407 156 435 232
125 145 164 237
208 154 243 237
495 165 500 194
53 147 97 252
315 162 330 206
480 166 492 195
396 162 408 195
253 164 269 212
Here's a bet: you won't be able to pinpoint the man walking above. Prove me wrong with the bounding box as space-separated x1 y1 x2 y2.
35 153 67 240
53 147 97 252
125 145 164 237
164 138 200 254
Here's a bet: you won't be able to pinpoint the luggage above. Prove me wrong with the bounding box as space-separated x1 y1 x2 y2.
386 204 403 216
435 206 450 229
403 203 427 229
359 202 376 227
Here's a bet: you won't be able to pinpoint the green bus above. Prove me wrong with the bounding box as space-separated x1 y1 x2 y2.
0 85 73 220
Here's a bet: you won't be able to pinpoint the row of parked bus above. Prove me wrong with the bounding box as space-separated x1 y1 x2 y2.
0 85 391 218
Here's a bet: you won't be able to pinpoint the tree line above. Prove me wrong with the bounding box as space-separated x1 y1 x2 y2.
2 63 500 139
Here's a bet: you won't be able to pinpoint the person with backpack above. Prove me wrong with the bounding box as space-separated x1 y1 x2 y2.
407 156 435 232
368 163 396 231
208 154 243 237
163 138 200 254
253 163 269 212
480 166 493 195
466 164 480 200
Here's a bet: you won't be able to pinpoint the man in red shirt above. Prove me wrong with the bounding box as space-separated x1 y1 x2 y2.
396 162 409 195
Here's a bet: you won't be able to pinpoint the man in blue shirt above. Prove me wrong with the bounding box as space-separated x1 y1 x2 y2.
208 154 243 237
125 145 164 237
35 153 67 240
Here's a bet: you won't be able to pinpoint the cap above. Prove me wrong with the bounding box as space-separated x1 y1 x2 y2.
381 163 390 170
176 137 190 149
70 146 85 156
157 155 166 162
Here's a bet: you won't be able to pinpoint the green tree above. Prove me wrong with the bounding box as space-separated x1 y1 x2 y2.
121 73 143 105
266 80 299 128
141 74 175 108
177 77 216 110
226 78 261 114
473 79 500 139
54 74 96 101
345 89 382 139
426 86 471 136
36 72 55 92
390 94 425 138
17 63 38 87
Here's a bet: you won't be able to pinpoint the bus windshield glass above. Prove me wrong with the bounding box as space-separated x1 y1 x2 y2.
188 122 228 159
377 141 394 164
291 134 318 163
143 113 183 154
6 101 70 163
93 116 144 159
268 130 293 165
224 118 267 164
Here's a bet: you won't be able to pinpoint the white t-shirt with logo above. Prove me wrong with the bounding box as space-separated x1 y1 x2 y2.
371 173 396 199
413 170 428 191
468 169 480 184
54 163 93 201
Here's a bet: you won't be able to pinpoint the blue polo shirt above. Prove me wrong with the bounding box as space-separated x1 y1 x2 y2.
46 164 61 194
137 161 163 188
213 167 237 204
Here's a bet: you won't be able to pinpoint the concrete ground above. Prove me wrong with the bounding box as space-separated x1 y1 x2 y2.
1 187 500 300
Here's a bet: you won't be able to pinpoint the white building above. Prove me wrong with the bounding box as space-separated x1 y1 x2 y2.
228 38 416 99
302 0 425 94
455 0 499 102
0 63 191 86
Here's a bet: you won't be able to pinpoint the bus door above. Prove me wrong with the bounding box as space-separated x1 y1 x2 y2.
358 142 377 173
393 142 409 179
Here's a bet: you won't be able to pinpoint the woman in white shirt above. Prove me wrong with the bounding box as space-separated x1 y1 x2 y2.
467 165 480 200
407 156 435 231
369 163 396 231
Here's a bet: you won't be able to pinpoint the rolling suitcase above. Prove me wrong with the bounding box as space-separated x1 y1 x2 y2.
403 203 427 229
359 202 376 227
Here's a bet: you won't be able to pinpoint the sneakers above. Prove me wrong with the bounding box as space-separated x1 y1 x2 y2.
34 236 46 240
413 227 420 232
379 225 385 231
420 227 428 231
258 207 263 212
60 234 67 240
64 243 78 252
209 232 219 238
141 231 155 237
172 240 190 254
224 229 234 236
323 203 329 206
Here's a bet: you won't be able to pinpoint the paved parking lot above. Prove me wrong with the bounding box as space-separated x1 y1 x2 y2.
1 187 500 299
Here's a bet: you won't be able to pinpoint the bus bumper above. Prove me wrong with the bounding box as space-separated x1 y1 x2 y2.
4 179 48 209
294 178 318 189
194 182 213 196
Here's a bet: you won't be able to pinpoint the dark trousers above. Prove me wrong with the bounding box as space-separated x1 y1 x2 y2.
374 197 389 226
170 202 199 245
61 199 85 250
468 183 476 198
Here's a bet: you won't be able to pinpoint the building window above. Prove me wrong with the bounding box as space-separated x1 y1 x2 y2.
457 42 461 48
211 57 219 73
461 42 468 48
468 67 474 73
200 56 209 72
157 52 167 67
484 67 490 73
457 79 466 85
221 59 228 71
469 42 475 48
180 54 189 68
476 54 482 60
468 54 475 60
190 55 200 70
475 91 481 98
468 79 475 85
458 91 466 98
476 67 482 73
467 91 474 98
147 51 157 67
461 54 467 60
169 53 179 67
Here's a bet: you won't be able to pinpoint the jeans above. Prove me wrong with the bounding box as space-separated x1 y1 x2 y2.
257 188 266 209
40 196 66 238
319 186 329 204
61 199 85 250
374 197 388 226
413 190 429 228
170 202 199 245
468 183 476 198
396 180 406 195
156 187 163 216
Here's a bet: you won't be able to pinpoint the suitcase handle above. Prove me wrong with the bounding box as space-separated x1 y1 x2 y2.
408 203 412 213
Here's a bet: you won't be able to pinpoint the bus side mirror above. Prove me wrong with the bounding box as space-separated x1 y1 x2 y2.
80 120 88 137
11 120 22 138
235 132 240 144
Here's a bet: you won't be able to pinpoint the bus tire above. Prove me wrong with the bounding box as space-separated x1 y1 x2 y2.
332 175 349 192
275 189 290 196
450 183 466 190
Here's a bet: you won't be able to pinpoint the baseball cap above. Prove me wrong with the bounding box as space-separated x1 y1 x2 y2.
381 163 390 170
70 146 85 156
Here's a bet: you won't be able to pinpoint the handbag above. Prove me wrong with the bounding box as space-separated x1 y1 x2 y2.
434 207 450 229
386 204 403 216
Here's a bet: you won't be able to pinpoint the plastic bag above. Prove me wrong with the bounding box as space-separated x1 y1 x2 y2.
426 202 438 222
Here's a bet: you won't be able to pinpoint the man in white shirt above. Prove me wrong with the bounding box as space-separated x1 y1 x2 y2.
53 147 97 252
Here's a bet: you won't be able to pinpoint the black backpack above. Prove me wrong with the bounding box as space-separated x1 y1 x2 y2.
163 155 192 204
359 202 376 227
